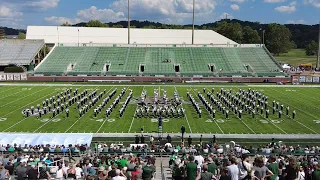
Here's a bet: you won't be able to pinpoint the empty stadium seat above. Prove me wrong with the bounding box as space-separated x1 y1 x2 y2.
34 46 285 77
0 39 44 65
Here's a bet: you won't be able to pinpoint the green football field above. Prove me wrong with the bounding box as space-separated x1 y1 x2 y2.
0 83 320 134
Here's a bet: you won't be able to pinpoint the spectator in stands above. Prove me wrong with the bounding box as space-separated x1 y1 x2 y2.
186 156 197 180
196 164 215 180
131 166 141 180
27 165 38 180
38 164 51 180
283 157 299 180
267 155 279 180
0 164 10 180
252 156 273 180
113 169 126 180
227 157 238 180
238 154 253 180
4 162 13 176
142 160 155 180
56 165 64 179
16 162 27 180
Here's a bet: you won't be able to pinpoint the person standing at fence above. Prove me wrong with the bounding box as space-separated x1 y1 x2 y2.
181 125 186 142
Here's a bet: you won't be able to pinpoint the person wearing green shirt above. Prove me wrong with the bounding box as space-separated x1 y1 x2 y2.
312 164 320 180
142 160 154 180
207 158 217 175
119 158 127 168
8 147 14 152
172 160 183 180
267 156 279 180
186 156 197 180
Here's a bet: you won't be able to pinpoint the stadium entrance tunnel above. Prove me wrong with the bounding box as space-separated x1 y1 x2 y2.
209 64 216 72
174 64 180 73
140 64 145 73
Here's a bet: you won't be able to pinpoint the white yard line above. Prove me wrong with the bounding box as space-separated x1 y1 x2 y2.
269 88 318 133
128 86 145 133
174 86 193 133
33 86 88 133
233 87 287 134
0 86 18 94
190 88 224 134
3 89 67 132
210 88 256 134
0 90 25 101
0 87 51 108
1 90 58 118
96 86 126 133
64 86 113 133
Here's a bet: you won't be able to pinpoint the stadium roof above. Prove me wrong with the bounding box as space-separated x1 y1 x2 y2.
26 26 238 45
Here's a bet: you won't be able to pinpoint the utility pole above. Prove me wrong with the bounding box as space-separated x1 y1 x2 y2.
192 0 195 45
128 0 130 44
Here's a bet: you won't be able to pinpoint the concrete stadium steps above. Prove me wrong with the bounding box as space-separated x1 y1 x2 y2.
34 46 285 77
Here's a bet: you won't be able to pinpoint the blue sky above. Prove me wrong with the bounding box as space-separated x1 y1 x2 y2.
0 0 319 29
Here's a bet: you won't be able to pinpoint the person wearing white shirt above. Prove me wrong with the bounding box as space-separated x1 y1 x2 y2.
194 153 204 166
238 154 253 180
56 165 64 179
228 158 239 180
75 164 83 179
298 168 305 180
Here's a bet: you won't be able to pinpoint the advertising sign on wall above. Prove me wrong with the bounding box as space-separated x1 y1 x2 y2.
299 76 306 82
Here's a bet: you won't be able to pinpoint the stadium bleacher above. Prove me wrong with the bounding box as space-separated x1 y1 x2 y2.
34 46 285 77
0 39 44 66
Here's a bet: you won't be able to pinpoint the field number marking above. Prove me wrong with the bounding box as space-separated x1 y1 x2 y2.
40 118 61 123
206 119 224 123
151 118 169 123
313 120 320 124
96 118 115 123
260 120 281 124
22 88 32 91
0 118 7 122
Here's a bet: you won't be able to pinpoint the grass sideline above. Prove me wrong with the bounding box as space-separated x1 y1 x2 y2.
0 84 320 135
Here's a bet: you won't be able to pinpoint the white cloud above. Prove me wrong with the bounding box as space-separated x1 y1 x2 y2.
275 1 296 13
230 0 246 3
45 6 126 25
287 19 306 24
77 6 126 22
26 0 60 10
0 6 23 19
219 12 234 19
44 16 81 25
304 0 320 7
111 0 216 23
46 0 219 25
230 4 240 10
264 0 286 3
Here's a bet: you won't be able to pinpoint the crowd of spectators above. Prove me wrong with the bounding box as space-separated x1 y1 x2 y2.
0 137 320 180
0 151 156 180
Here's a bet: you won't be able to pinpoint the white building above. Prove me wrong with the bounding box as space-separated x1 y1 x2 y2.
26 26 238 45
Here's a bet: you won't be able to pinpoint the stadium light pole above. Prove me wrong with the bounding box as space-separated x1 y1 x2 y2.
192 0 195 45
263 30 265 46
317 21 320 69
128 0 130 44
57 26 60 46
78 28 80 47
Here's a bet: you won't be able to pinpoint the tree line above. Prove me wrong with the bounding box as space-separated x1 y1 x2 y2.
1 19 319 56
